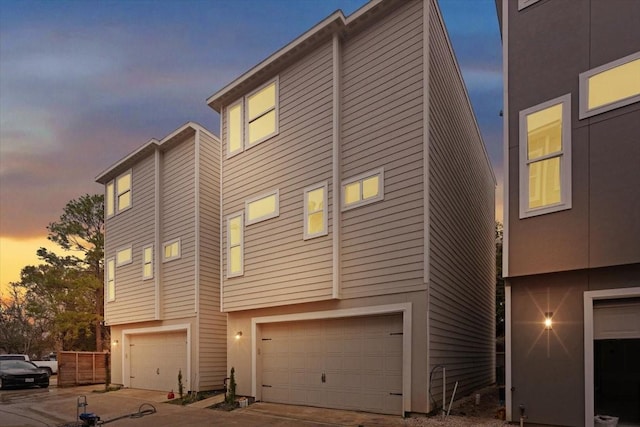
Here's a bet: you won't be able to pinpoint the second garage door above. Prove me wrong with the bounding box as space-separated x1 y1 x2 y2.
129 331 188 391
261 314 403 415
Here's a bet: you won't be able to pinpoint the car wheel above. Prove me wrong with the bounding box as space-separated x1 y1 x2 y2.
40 383 49 388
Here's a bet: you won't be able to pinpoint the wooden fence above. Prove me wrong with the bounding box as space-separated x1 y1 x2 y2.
58 351 109 387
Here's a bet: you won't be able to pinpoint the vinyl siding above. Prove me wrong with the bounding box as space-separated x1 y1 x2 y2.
221 40 335 311
105 154 156 324
197 131 227 389
427 1 495 406
341 0 425 298
162 136 196 318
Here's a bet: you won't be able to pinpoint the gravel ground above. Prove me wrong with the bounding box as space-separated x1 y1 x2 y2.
403 386 508 426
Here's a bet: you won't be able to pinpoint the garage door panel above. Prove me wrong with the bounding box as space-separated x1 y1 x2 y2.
261 314 403 415
129 331 187 392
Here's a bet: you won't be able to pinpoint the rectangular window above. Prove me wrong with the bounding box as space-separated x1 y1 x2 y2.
163 239 181 262
106 181 114 218
246 80 278 147
116 246 132 266
142 245 153 279
245 190 279 225
342 168 384 211
116 170 132 213
579 51 640 119
304 182 328 239
227 213 243 278
519 94 572 218
227 101 243 157
106 258 115 302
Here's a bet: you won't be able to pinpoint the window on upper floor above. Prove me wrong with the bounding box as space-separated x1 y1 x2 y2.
106 258 115 302
142 245 153 280
116 246 132 266
518 0 542 10
579 51 640 119
106 181 115 218
304 182 328 240
226 78 279 157
342 168 384 211
163 239 181 262
519 94 572 218
116 171 132 213
227 213 243 278
245 190 279 225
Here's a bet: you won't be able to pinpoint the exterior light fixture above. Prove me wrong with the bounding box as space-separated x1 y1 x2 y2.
112 340 119 346
544 312 553 330
235 331 243 340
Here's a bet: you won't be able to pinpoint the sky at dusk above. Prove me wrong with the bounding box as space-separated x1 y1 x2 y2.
0 0 503 295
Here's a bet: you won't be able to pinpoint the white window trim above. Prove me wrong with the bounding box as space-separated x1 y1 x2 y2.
245 189 280 225
579 51 640 119
341 167 385 211
226 99 244 159
142 244 153 280
115 169 132 214
226 212 244 278
106 180 115 219
518 0 541 10
244 77 279 150
106 258 115 302
518 94 572 219
115 245 133 267
303 181 328 240
162 238 181 262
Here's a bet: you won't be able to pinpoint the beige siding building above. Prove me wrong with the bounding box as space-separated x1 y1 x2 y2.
96 123 226 393
208 0 495 415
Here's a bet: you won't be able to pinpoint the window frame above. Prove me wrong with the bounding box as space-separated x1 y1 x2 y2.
226 99 244 158
106 258 115 302
519 94 572 219
303 182 328 240
245 78 279 149
226 212 244 278
106 181 115 218
579 51 640 119
245 189 280 225
115 245 133 267
341 167 385 211
162 238 181 262
115 169 132 214
142 245 153 280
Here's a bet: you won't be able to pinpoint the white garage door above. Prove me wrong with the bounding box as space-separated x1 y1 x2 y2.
129 331 188 391
594 299 640 339
261 314 403 415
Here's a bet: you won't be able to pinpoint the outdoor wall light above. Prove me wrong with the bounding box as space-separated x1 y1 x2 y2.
544 312 553 330
235 331 243 340
112 340 119 346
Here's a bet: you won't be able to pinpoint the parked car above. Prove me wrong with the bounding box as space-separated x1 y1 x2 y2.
0 360 50 389
0 353 58 375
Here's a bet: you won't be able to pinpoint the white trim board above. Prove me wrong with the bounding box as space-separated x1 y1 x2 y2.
583 287 640 427
251 302 413 414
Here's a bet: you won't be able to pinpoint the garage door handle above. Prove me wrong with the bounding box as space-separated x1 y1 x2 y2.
156 368 160 375
321 373 326 383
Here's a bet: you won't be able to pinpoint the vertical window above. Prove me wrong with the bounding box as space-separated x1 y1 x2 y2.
342 168 384 210
245 190 279 225
116 170 132 212
227 213 243 278
106 258 115 302
142 245 153 279
227 102 243 157
579 51 640 119
519 94 572 218
163 239 181 262
116 246 132 266
304 182 328 239
246 80 278 147
106 181 114 218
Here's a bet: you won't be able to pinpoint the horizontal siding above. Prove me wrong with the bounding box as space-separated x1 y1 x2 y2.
221 40 335 311
427 0 495 407
197 131 227 389
105 153 156 324
162 136 196 319
340 0 425 298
